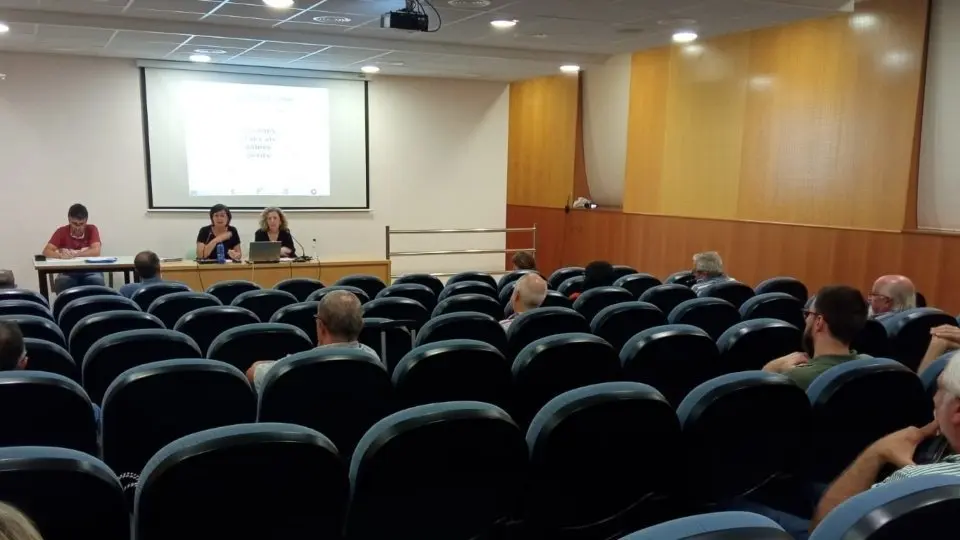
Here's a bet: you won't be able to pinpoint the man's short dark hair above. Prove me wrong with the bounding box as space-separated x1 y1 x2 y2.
814 285 868 345
583 260 615 291
317 291 363 341
512 251 537 270
0 270 14 289
68 203 88 221
209 204 232 224
134 251 161 280
0 321 25 371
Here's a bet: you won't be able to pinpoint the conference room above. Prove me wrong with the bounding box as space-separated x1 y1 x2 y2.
1 0 959 538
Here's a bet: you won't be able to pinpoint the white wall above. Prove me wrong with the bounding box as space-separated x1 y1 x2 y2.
0 52 509 291
582 54 632 207
917 0 960 230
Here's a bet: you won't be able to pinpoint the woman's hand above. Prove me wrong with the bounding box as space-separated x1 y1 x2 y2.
216 231 234 243
227 249 241 261
280 247 293 257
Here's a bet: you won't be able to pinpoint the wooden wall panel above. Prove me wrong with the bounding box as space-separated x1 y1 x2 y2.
507 75 579 209
506 204 567 275
622 48 670 214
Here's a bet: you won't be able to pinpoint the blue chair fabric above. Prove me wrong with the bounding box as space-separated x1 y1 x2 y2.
0 371 97 454
230 289 298 322
394 339 511 409
740 292 805 331
541 290 573 309
269 301 319 342
697 280 756 309
0 299 53 320
129 281 191 311
394 273 443 298
438 280 498 302
68 310 164 367
447 271 497 290
206 322 314 373
23 338 78 381
591 301 666 353
718 319 802 373
335 274 386 300
669 297 741 341
146 291 221 329
362 297 430 331
920 353 952 404
0 288 48 307
572 286 634 326
204 280 261 306
853 318 892 359
58 294 140 340
52 284 118 321
497 269 540 292
376 283 437 313
881 308 959 371
664 271 696 287
0 314 65 347
172 305 260 356
557 276 585 297
359 317 413 374
755 277 808 304
273 277 325 302
306 285 371 304
505 307 590 361
619 511 789 540
621 324 720 408
639 284 697 317
415 311 507 354
434 293 503 320
614 273 662 300
547 267 584 290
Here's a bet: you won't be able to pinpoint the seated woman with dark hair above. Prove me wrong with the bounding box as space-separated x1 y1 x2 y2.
254 207 296 257
196 204 241 261
570 260 615 300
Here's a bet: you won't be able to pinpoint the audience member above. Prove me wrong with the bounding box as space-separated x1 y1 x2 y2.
246 290 378 393
763 285 868 390
118 251 163 299
511 251 537 271
570 260 614 300
254 207 296 257
41 203 104 292
196 204 241 261
867 275 916 320
0 270 14 289
0 321 27 372
501 273 547 330
690 251 734 294
919 324 960 374
0 502 44 540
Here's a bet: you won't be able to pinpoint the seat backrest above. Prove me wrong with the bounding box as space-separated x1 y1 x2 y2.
394 339 511 409
664 270 696 287
173 305 260 355
497 270 539 292
499 281 517 311
273 278 325 302
613 273 662 300
611 265 639 280
82 328 202 404
541 290 573 309
572 286 634 325
591 301 667 352
916 291 928 308
506 307 590 361
306 285 371 304
259 348 392 458
377 283 437 313
58 294 140 339
447 271 497 290
130 281 191 311
69 310 164 365
204 279 260 305
433 293 503 320
739 292 805 330
416 311 507 354
0 314 66 347
853 318 892 359
525 382 681 535
52 284 119 320
335 274 386 299
0 447 128 540
697 280 756 309
362 297 430 330
231 289 298 322
0 299 53 320
807 358 931 483
639 284 698 316
920 352 952 404
359 317 412 374
393 273 444 298
347 402 527 540
23 338 78 381
620 512 790 540
146 291 221 329
102 359 257 476
669 297 742 341
207 322 314 372
0 371 97 453
547 267 584 290
438 280 498 302
557 275 585 297
269 301 320 341
513 333 621 425
135 423 347 540
881 308 959 371
678 372 812 503
0 288 48 307
621 324 721 408
755 276 809 304
717 318 802 373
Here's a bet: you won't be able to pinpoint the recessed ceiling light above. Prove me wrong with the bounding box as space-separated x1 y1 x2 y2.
263 0 295 7
448 0 491 7
189 54 212 63
559 64 581 73
490 19 518 29
313 15 352 24
194 48 226 55
360 65 380 74
672 30 698 43
0 22 9 34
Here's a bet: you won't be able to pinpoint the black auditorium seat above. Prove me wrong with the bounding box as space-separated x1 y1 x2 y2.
0 314 66 347
376 283 437 313
0 299 53 320
639 284 697 316
572 286 633 325
916 291 927 308
0 371 97 453
231 289 298 322
512 333 620 425
696 280 755 309
505 307 589 361
394 339 511 409
678 372 811 504
717 318 801 373
739 292 804 330
557 276 585 298
204 280 260 306
620 512 792 539
541 290 573 309
547 267 584 290
416 312 507 355
270 301 319 341
920 353 952 404
102 359 257 478
447 271 497 290
360 318 414 374
614 273 662 300
754 276 809 304
274 277 325 302
207 322 314 373
498 281 518 312
394 273 444 298
173 305 260 356
259 348 393 457
806 358 931 484
129 281 191 311
0 447 128 540
23 338 78 381
147 291 221 329
611 265 639 280
497 269 539 292
0 288 48 307
307 285 371 304
58 294 139 339
668 297 741 341
69 311 164 364
438 280 498 302
621 324 720 408
665 270 696 287
335 275 386 300
346 402 527 540
82 328 202 405
854 318 892 359
135 424 347 540
881 308 958 371
524 382 681 538
52 284 118 321
362 297 430 330
591 301 667 352
433 293 503 320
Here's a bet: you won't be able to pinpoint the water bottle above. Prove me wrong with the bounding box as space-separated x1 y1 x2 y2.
216 243 225 264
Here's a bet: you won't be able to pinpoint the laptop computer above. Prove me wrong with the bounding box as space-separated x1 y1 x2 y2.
248 241 282 263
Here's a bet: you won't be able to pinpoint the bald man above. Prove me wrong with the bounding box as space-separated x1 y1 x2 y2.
867 275 916 320
501 273 548 330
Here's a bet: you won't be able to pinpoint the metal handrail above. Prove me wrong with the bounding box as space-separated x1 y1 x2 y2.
389 227 536 234
385 224 537 278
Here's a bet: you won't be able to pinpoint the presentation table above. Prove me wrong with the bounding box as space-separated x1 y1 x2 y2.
33 256 137 301
160 259 391 292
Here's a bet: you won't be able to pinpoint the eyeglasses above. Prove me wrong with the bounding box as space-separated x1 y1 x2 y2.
867 293 892 302
802 309 822 320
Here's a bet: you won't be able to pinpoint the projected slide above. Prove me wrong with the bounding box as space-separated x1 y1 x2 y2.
178 81 330 197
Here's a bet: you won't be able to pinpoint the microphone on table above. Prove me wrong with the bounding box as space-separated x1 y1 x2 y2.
291 234 311 261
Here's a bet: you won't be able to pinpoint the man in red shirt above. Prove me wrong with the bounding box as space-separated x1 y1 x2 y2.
42 204 104 293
